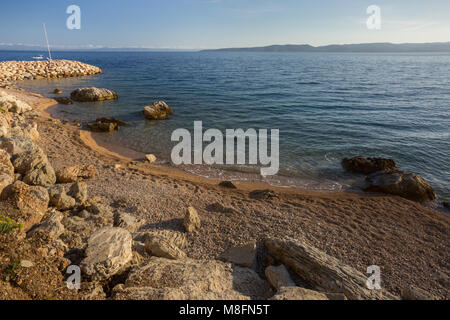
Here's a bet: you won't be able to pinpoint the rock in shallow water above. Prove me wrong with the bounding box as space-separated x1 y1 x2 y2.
365 170 436 203
142 101 173 120
70 87 118 102
342 156 398 174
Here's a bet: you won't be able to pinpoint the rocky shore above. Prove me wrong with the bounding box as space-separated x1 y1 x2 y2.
0 60 102 88
0 61 449 300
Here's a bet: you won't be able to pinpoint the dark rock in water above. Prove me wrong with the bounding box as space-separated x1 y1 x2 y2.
71 87 118 102
219 181 237 189
365 171 436 203
443 201 450 209
87 122 118 132
53 88 63 94
342 156 397 174
96 117 129 126
143 101 173 120
249 189 279 201
55 97 74 105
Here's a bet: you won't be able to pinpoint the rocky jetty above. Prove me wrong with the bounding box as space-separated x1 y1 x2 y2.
0 60 103 88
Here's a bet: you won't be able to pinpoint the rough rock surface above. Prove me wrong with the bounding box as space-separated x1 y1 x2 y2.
80 227 133 281
48 185 76 211
342 156 398 174
0 181 49 231
265 265 296 290
142 101 174 120
145 234 187 260
28 211 64 239
56 165 97 183
365 171 436 202
0 149 14 194
134 229 188 249
270 287 330 300
71 87 118 102
264 236 398 300
220 241 256 268
184 206 201 233
113 257 273 300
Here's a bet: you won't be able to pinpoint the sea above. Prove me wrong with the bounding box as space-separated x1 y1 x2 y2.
1 50 449 200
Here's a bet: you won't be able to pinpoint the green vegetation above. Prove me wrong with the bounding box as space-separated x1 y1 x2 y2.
0 216 23 234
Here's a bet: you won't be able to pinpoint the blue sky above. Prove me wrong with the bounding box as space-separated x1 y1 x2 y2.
1 0 449 49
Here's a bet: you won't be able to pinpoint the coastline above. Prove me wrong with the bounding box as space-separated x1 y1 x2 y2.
1 85 449 299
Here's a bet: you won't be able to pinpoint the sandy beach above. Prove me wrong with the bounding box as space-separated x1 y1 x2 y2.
0 85 447 299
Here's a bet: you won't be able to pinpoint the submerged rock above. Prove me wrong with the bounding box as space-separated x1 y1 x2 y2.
365 171 436 203
142 101 173 120
342 156 398 174
70 87 118 102
53 89 63 94
55 97 73 105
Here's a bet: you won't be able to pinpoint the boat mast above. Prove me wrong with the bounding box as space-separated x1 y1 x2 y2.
43 23 52 61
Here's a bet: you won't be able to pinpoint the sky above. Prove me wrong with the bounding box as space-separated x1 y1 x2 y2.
0 0 449 50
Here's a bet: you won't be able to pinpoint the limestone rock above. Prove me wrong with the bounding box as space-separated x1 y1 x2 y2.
270 287 329 300
68 182 88 204
112 257 272 300
70 87 118 102
56 165 97 183
80 227 133 281
365 171 436 202
183 206 200 233
113 212 143 232
48 185 76 211
342 156 398 174
134 229 188 250
145 154 156 164
220 242 256 268
264 236 398 300
144 235 187 260
265 265 296 290
0 149 14 194
0 181 49 231
28 211 64 239
142 101 173 120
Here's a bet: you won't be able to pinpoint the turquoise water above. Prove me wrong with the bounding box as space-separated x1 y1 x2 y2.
2 51 449 199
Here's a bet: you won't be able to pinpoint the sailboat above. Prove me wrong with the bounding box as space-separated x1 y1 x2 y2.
32 24 52 61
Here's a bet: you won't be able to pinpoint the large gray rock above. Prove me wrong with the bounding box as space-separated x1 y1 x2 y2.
264 236 398 300
144 234 187 260
70 87 118 102
365 171 436 202
112 257 273 300
134 229 187 249
68 182 88 204
28 210 64 239
81 227 133 281
48 185 76 211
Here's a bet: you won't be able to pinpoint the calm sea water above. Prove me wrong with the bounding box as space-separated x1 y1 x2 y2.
2 51 449 199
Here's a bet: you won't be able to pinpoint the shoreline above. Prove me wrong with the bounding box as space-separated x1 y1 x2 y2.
1 68 449 299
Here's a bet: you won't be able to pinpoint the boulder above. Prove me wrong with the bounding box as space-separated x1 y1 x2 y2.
80 227 133 281
55 97 73 105
70 87 118 102
265 265 296 290
0 181 49 231
342 156 398 174
56 165 97 183
365 171 436 202
0 114 10 137
264 236 398 300
48 185 76 211
134 229 188 250
28 211 64 239
270 287 329 300
144 235 187 260
142 101 173 120
68 182 88 204
0 94 32 114
145 154 156 164
183 206 201 233
0 149 14 194
112 257 273 300
113 212 143 233
220 242 256 268
22 161 56 187
96 117 128 126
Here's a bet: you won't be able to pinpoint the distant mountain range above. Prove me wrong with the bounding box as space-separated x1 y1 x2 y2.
1 42 450 53
201 42 450 53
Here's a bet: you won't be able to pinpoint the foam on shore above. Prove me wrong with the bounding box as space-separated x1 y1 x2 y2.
0 60 103 87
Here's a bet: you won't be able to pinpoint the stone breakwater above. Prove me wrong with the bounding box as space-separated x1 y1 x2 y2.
0 60 103 88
